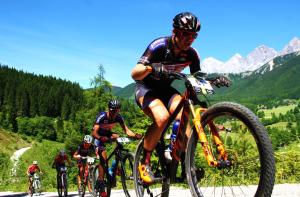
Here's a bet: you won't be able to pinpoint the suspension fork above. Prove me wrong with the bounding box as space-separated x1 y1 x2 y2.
189 102 227 167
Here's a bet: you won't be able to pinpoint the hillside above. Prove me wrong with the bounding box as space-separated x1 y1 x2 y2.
0 129 31 155
216 53 300 104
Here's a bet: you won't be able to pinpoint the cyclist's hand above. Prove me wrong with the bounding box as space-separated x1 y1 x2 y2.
134 133 143 140
211 76 231 88
151 63 171 79
76 155 82 160
100 136 110 143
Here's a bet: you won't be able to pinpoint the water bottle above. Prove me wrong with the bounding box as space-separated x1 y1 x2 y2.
165 120 180 161
169 120 180 151
108 160 117 177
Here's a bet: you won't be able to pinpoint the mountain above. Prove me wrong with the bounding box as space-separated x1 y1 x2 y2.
212 52 300 105
280 37 300 56
201 37 300 73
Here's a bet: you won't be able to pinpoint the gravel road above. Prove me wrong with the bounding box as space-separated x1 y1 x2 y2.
0 183 299 197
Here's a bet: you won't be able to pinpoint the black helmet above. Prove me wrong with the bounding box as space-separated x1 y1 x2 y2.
108 99 121 110
173 12 201 32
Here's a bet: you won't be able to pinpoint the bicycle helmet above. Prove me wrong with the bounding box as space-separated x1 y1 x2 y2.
33 161 38 165
108 99 121 110
173 12 201 32
59 149 66 156
83 135 93 144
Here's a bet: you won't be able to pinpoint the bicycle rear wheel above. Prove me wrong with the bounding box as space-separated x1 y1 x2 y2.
133 140 170 197
121 152 135 197
186 102 275 197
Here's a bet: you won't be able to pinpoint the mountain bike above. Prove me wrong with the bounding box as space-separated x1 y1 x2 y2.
29 173 42 196
91 137 136 197
78 156 99 197
57 166 68 197
133 71 275 197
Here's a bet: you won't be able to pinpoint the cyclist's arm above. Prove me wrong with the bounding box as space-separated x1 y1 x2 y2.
37 166 42 174
131 63 153 81
73 150 81 160
92 124 101 140
120 123 136 138
92 124 110 142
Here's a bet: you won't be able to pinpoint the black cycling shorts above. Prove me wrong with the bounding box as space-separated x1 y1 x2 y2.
135 82 180 110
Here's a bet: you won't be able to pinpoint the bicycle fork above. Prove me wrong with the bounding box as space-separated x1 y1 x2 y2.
189 104 230 168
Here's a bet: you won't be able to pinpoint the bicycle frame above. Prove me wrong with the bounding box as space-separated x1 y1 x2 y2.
160 73 228 168
106 139 130 177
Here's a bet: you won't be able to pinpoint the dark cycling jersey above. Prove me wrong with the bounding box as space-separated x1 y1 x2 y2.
54 155 69 165
77 142 96 157
94 111 124 136
137 36 201 89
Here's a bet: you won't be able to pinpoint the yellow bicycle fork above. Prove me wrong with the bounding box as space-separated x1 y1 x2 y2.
189 103 228 167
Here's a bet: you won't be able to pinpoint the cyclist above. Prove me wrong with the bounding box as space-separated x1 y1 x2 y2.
92 99 142 193
52 149 72 183
73 135 97 193
131 12 230 184
27 160 42 192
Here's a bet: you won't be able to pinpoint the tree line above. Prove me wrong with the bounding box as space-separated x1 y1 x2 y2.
0 64 147 142
0 65 84 132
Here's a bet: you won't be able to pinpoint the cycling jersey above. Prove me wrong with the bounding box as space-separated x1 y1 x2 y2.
27 165 40 175
135 36 201 108
54 155 69 165
77 143 96 157
94 111 124 136
137 36 201 89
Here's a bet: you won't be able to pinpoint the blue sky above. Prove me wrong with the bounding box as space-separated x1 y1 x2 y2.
0 0 299 88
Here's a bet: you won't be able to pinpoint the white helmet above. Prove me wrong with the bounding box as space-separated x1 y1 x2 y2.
59 149 66 156
33 161 38 165
83 135 93 144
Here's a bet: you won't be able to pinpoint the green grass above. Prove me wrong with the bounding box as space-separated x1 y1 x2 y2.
0 139 68 192
267 121 297 129
259 104 297 119
0 129 32 155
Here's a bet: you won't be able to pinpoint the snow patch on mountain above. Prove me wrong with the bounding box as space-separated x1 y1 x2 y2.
201 37 300 74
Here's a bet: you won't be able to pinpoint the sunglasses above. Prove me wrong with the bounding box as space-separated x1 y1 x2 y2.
176 30 198 39
109 108 120 113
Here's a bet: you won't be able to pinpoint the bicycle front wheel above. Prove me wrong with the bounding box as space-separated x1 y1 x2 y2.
133 140 170 197
186 102 275 197
57 175 62 197
120 152 135 197
62 173 68 197
92 166 112 197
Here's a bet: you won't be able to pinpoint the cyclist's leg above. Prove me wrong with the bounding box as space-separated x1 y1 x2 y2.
168 93 191 179
98 149 107 181
77 161 84 186
136 97 170 184
28 175 33 192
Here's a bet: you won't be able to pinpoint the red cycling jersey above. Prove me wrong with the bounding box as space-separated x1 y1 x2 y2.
27 165 40 174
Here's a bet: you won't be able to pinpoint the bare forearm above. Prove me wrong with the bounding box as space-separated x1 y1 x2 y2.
131 64 152 81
